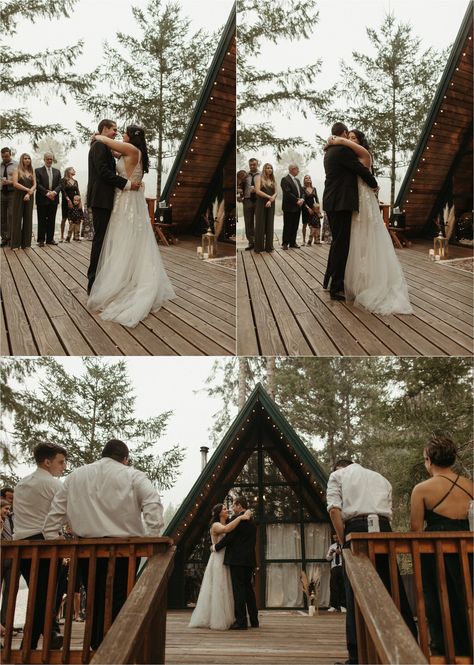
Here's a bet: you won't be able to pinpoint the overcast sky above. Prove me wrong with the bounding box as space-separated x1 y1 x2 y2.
239 0 469 202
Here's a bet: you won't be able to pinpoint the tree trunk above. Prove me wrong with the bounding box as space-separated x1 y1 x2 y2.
390 77 397 209
156 66 164 202
238 358 248 410
266 357 276 400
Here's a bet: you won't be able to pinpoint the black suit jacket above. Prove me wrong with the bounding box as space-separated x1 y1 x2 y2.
322 145 378 212
35 166 61 207
87 141 128 210
281 174 303 213
214 515 257 568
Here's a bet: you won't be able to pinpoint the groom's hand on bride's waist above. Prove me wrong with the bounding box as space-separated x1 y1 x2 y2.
130 181 141 191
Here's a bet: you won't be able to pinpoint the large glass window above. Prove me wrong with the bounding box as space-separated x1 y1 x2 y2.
266 563 303 607
266 523 301 559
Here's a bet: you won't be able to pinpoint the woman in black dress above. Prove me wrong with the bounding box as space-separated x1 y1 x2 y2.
301 175 320 245
254 163 276 253
60 167 80 242
411 436 473 658
11 154 36 249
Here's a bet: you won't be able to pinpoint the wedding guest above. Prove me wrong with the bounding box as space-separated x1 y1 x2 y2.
301 175 320 245
0 487 14 629
65 194 85 242
60 167 80 242
280 164 304 249
326 535 346 613
44 439 164 650
410 436 473 657
321 211 332 244
254 163 277 253
242 158 260 250
11 154 36 249
237 169 247 203
35 152 61 246
14 442 67 650
327 458 416 665
1 148 17 247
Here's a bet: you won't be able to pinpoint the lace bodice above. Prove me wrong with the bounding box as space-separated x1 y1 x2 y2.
116 155 143 184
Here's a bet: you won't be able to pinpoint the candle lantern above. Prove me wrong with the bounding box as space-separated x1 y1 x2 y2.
202 229 217 259
433 232 449 260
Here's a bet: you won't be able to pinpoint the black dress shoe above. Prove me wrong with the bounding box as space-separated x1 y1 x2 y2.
50 633 64 649
229 622 247 630
290 243 300 248
245 244 254 251
330 292 346 301
47 240 58 245
37 242 45 247
250 621 259 628
0 240 9 247
281 244 288 250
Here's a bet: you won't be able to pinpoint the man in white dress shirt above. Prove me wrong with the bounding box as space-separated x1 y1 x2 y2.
44 439 164 650
327 459 416 665
14 442 67 650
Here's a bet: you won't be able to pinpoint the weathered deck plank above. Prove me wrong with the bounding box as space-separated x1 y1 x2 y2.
237 241 473 357
1 238 236 356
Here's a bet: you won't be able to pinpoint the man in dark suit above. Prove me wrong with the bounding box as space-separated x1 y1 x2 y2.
280 164 304 249
86 119 141 293
323 122 378 300
214 495 258 630
35 152 61 246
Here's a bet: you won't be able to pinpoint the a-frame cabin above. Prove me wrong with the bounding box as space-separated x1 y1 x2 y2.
164 384 332 610
394 3 473 240
160 3 236 239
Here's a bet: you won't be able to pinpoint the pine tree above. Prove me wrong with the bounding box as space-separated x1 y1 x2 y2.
6 358 185 490
237 0 335 157
327 13 448 206
1 0 90 143
76 0 216 200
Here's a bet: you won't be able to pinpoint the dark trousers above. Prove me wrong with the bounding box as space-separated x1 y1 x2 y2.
37 203 58 243
254 201 275 252
19 534 61 649
1 558 12 626
282 210 301 246
1 189 13 241
229 565 258 627
329 565 345 609
324 210 352 294
79 557 136 650
87 207 112 293
343 518 417 664
243 198 257 245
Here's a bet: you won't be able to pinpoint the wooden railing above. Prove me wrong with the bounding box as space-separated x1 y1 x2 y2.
1 537 175 665
346 532 473 665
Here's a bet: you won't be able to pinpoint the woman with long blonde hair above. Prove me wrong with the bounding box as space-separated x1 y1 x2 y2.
254 163 277 253
11 153 36 249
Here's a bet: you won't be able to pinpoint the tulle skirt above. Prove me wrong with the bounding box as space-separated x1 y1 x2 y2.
188 550 235 630
345 179 413 315
87 189 175 327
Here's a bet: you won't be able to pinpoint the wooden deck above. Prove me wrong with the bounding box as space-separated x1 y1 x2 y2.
237 241 473 357
1 238 236 356
10 610 346 664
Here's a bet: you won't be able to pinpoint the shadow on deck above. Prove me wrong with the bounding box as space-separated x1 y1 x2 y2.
1 238 236 356
237 240 473 357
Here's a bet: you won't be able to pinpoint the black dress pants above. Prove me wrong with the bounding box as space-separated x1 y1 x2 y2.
87 207 112 293
282 210 301 246
229 565 258 627
324 210 352 294
37 203 58 243
342 518 417 664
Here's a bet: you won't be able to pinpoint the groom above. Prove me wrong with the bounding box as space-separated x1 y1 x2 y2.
322 122 378 300
214 495 259 630
86 119 141 294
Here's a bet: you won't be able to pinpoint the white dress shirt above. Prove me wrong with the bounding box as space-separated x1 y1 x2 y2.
43 457 164 539
326 542 343 568
326 463 392 522
14 467 62 539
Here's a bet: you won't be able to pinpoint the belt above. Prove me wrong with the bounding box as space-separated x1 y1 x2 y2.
345 514 390 527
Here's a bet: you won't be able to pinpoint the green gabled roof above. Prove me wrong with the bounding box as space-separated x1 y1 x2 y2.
160 2 236 203
394 2 473 212
164 383 328 538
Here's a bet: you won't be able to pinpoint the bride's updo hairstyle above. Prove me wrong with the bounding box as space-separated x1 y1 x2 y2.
350 129 370 152
126 124 150 174
424 436 457 468
209 503 225 528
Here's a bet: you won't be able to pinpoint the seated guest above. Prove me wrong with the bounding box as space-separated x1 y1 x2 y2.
411 436 473 657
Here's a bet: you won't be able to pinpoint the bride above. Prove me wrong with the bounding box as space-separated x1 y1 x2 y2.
189 503 251 630
87 125 175 327
328 131 413 315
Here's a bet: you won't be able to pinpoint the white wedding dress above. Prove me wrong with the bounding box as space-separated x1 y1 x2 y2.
87 155 175 327
188 532 235 630
345 177 413 315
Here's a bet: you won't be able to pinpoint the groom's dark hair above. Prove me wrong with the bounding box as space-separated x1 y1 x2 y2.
234 495 248 510
98 119 116 133
102 439 129 463
331 122 349 136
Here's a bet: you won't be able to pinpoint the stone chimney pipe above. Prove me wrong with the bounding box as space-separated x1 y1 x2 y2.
200 446 209 471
